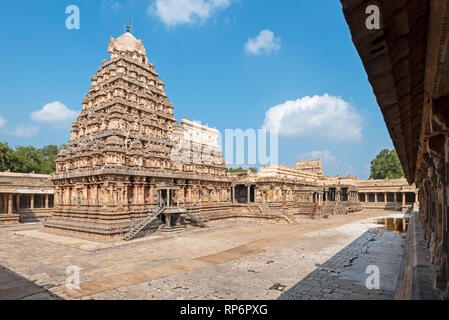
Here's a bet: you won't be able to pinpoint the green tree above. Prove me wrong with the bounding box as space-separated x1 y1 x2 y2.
226 167 246 173
39 145 59 174
12 146 44 173
226 167 258 173
0 142 61 174
0 142 16 171
370 149 404 179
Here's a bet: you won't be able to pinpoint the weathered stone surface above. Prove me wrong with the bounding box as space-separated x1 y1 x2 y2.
0 209 406 300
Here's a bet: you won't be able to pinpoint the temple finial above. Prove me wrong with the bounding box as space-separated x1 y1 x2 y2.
125 18 132 33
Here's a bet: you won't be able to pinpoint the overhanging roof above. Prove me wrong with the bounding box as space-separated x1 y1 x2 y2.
340 0 449 184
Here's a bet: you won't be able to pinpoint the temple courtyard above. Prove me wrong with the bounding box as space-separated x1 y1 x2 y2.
0 209 408 300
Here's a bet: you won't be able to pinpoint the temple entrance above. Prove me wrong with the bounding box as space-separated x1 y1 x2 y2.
159 189 168 207
157 187 180 208
235 185 248 203
249 186 255 203
328 188 336 201
340 188 349 201
359 193 366 202
234 185 255 204
405 192 416 204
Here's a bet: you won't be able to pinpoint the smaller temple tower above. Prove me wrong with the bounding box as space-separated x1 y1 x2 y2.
296 158 323 175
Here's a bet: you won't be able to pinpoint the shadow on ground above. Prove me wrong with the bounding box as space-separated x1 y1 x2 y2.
278 228 406 300
0 265 63 300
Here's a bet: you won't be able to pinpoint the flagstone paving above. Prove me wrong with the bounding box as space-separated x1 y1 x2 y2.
0 210 406 300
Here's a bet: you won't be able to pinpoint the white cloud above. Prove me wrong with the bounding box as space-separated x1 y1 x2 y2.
10 124 39 138
101 0 121 11
245 29 281 55
150 0 233 27
31 101 78 127
262 94 362 142
0 116 6 128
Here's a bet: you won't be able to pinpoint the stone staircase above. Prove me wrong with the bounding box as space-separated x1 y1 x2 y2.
122 207 166 241
295 203 315 216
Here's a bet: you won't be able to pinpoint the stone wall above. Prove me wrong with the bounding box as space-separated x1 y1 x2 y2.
395 209 441 300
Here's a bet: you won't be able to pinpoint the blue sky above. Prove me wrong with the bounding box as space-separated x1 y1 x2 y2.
0 0 394 179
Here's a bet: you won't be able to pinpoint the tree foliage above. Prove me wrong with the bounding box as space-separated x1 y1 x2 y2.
39 145 59 174
370 149 404 179
0 142 16 172
0 142 60 174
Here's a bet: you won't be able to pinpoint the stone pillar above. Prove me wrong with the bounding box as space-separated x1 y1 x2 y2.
375 193 378 203
8 194 13 215
167 189 171 207
149 185 153 204
46 194 50 209
3 195 7 213
158 190 162 206
166 213 171 227
181 187 186 205
121 183 129 209
402 193 406 207
247 185 251 204
384 193 387 203
232 187 235 204
16 195 20 214
31 194 35 209
188 187 192 203
394 192 398 203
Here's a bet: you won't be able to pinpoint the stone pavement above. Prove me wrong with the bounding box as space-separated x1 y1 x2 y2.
0 265 59 300
279 228 403 300
0 210 406 300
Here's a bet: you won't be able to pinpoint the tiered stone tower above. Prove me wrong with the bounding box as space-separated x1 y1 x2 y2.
45 31 230 238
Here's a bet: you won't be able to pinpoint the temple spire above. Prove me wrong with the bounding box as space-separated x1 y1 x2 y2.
125 18 133 33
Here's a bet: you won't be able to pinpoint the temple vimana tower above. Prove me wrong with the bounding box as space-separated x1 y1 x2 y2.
45 30 414 240
44 30 230 237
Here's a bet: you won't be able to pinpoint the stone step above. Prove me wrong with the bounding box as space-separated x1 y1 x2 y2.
158 225 187 234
